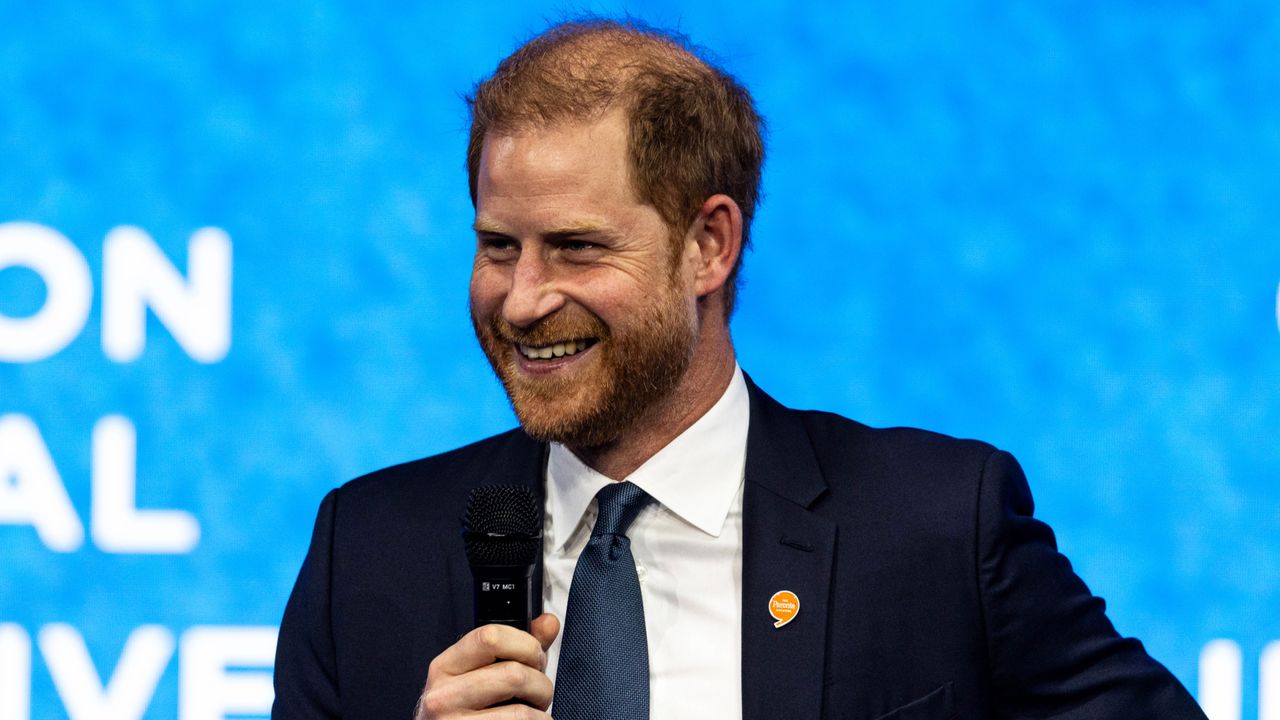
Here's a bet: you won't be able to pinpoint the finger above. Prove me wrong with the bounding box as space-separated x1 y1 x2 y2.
430 624 546 678
530 614 560 653
465 704 553 719
429 660 554 712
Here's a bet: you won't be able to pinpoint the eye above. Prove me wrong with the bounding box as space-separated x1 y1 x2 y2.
553 235 607 260
477 235 519 261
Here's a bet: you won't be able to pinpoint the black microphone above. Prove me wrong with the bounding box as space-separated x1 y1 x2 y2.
462 485 543 632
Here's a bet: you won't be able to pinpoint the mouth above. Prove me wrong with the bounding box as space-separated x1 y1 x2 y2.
516 338 597 361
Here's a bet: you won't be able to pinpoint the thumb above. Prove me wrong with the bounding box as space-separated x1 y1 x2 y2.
531 613 560 651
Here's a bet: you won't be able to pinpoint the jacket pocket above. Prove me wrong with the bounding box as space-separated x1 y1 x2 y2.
871 682 956 720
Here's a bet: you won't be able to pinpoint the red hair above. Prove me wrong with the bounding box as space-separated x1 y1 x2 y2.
466 19 766 315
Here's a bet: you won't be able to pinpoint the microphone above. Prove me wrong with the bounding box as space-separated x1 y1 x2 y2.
463 485 543 632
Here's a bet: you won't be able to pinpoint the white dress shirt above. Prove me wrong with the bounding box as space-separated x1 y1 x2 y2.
543 365 749 719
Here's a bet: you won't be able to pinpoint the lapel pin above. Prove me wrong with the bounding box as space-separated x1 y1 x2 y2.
768 590 799 628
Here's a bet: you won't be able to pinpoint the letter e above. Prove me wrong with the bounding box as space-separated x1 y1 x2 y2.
180 626 278 720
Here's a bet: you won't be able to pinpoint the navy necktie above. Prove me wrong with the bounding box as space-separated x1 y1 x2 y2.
553 481 653 720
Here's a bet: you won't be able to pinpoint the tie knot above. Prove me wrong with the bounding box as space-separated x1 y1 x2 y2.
592 482 652 537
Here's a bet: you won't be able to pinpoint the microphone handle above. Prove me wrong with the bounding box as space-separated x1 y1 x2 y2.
472 563 540 632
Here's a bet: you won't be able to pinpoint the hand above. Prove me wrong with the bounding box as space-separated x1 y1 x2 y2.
415 613 561 719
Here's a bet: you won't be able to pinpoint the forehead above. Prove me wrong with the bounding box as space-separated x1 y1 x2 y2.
475 111 644 229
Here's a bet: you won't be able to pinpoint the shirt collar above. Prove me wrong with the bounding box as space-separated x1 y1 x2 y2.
546 365 750 551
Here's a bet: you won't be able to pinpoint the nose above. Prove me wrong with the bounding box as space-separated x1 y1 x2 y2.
503 249 566 328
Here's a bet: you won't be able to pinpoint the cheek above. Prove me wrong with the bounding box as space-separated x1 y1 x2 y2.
469 268 508 312
569 282 636 322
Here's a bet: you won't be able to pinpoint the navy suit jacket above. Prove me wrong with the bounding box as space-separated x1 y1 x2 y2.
273 378 1206 719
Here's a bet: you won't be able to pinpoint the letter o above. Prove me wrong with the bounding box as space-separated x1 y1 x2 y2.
0 222 93 362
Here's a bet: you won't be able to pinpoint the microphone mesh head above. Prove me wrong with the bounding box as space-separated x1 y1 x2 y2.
463 485 541 566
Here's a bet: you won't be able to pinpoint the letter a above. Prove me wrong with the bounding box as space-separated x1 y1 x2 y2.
0 414 84 551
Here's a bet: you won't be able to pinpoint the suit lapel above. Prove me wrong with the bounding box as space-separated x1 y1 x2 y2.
741 376 836 720
450 382 836 717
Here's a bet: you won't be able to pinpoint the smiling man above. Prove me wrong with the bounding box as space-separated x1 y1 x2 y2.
469 106 736 476
272 19 1208 720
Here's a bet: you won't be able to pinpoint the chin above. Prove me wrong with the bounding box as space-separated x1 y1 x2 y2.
511 397 612 447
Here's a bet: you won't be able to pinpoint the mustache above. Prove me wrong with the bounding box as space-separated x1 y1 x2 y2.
484 309 609 347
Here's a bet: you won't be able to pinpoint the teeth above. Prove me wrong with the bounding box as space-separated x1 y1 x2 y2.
519 340 591 360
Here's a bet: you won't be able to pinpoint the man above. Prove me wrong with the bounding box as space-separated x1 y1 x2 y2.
273 19 1207 720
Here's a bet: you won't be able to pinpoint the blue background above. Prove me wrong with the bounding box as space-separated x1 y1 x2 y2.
2 2 1277 717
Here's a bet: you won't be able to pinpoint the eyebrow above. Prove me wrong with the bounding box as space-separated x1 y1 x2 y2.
472 218 611 237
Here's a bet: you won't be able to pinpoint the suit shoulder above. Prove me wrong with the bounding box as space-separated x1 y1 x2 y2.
788 407 1004 508
331 428 540 521
794 407 996 467
343 428 525 488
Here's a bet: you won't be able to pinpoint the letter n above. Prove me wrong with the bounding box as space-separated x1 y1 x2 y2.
102 226 231 363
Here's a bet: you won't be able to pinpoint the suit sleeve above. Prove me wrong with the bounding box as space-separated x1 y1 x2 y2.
976 450 1207 719
273 489 342 719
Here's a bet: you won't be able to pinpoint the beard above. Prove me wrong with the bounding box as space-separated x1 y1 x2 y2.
471 285 697 449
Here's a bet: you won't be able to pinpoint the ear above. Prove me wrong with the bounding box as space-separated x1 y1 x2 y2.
685 194 743 299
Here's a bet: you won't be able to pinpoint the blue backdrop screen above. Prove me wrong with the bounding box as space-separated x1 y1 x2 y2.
1 3 1277 719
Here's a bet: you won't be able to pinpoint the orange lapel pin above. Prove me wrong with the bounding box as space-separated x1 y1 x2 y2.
768 590 799 628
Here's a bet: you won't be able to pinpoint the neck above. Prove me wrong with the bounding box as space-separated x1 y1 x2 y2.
569 325 736 480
